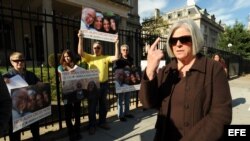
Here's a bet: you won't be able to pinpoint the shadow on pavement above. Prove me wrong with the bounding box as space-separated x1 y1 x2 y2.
22 107 157 141
232 97 246 107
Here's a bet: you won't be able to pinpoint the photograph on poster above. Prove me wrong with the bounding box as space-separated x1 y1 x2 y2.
60 67 100 103
80 7 119 42
61 68 100 94
114 68 141 94
10 83 51 132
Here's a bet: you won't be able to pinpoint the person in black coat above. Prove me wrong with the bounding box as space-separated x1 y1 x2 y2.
113 44 135 119
0 73 12 137
3 52 41 141
113 44 134 70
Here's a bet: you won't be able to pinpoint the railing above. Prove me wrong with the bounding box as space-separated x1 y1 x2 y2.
1 3 250 139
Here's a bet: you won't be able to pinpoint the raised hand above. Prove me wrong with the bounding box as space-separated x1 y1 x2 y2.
146 37 164 80
114 36 119 45
78 30 84 57
78 30 83 38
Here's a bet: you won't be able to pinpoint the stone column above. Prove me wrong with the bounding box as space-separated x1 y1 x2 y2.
42 0 54 66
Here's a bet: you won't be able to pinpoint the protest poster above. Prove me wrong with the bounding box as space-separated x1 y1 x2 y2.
115 84 141 94
80 7 119 42
6 74 28 93
60 67 99 103
114 68 141 94
11 83 51 132
61 68 99 92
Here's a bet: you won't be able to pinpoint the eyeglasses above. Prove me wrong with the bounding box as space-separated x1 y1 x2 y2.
93 46 101 50
169 36 192 46
11 59 25 63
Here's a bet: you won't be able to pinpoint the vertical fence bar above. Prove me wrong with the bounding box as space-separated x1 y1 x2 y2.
44 10 50 82
20 7 26 57
10 0 16 52
60 14 64 50
52 11 62 129
27 6 35 72
0 0 7 70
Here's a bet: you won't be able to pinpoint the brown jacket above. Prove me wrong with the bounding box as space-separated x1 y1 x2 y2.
139 54 232 141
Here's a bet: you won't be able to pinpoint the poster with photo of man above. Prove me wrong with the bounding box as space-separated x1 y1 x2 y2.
80 7 119 42
10 83 51 132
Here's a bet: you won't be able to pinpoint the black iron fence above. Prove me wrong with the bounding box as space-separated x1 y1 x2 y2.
203 46 250 78
0 4 149 135
1 3 250 138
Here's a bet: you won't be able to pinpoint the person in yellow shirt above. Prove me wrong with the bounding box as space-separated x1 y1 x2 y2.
77 30 119 130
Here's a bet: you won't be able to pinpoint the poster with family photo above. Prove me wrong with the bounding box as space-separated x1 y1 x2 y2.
80 7 119 42
60 67 99 103
10 83 51 132
114 67 142 94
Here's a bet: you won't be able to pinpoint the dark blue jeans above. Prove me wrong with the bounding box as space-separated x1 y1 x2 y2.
98 82 108 125
87 96 98 128
64 101 81 136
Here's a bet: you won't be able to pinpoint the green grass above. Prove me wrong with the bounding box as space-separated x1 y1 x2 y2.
0 66 58 101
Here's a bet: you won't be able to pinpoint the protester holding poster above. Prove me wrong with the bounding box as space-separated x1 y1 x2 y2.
78 31 119 130
86 81 100 135
3 52 41 141
113 44 137 119
58 49 82 141
113 44 134 70
0 73 12 137
114 69 133 122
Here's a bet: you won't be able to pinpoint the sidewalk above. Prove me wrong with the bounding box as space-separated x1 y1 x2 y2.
1 74 249 141
24 107 158 141
50 74 250 141
230 74 250 124
56 108 157 141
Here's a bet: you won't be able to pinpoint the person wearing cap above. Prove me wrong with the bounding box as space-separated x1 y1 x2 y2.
3 51 41 141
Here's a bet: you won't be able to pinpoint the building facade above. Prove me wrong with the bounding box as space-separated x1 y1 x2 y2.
0 0 140 66
142 1 224 48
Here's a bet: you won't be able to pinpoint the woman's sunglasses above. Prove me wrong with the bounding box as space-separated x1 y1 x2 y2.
169 36 192 46
11 59 25 63
93 46 101 50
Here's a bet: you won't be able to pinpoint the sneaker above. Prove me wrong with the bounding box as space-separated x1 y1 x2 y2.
119 117 127 122
125 114 134 118
99 123 111 130
89 127 96 135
